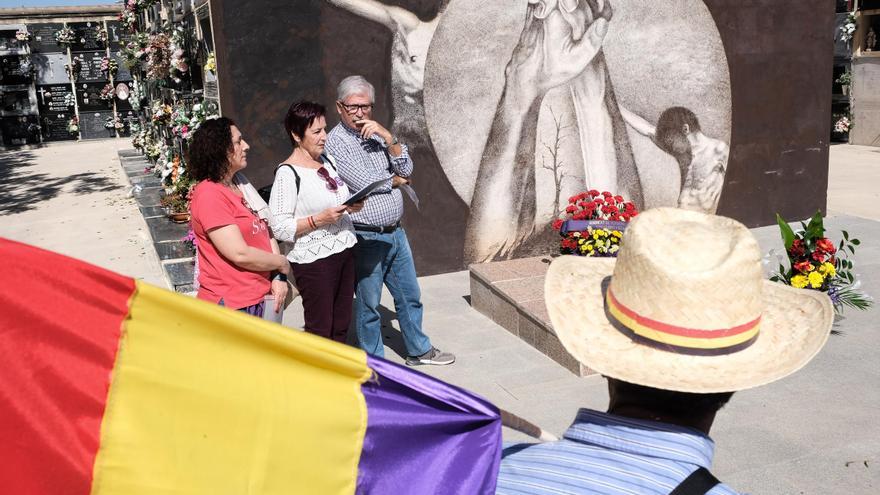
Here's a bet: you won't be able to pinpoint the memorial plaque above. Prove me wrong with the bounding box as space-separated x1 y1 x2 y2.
0 28 27 54
29 23 65 54
0 115 41 146
79 110 115 139
76 82 114 111
72 51 109 82
36 84 75 114
39 111 77 141
31 53 70 85
107 22 129 50
0 85 37 116
0 55 33 85
111 51 133 81
69 22 105 52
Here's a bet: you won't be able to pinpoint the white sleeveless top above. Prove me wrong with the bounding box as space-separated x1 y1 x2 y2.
268 155 356 264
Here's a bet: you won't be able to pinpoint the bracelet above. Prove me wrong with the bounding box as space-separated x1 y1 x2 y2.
272 272 288 282
307 215 317 229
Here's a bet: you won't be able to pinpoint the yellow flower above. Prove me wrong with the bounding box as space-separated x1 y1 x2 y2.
791 274 809 289
819 262 836 277
612 230 622 238
808 271 824 289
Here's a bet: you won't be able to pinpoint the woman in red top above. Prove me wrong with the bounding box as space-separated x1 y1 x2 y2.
187 117 290 316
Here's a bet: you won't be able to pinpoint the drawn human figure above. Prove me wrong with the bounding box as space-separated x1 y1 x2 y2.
620 106 728 213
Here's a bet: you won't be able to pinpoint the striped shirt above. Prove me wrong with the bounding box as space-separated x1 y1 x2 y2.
325 123 413 227
497 409 742 495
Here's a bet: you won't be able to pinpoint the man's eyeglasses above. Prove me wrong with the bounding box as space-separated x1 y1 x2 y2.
338 102 373 115
316 166 340 192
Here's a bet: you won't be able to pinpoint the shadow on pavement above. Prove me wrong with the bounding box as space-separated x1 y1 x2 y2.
0 149 122 215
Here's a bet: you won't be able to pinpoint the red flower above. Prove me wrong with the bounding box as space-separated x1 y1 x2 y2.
552 219 563 231
816 238 836 254
568 195 578 204
614 195 624 202
793 260 813 274
588 189 600 197
788 239 806 257
602 191 613 198
565 205 576 214
811 250 826 262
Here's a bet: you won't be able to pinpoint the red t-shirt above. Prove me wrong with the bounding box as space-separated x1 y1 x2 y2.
190 180 272 309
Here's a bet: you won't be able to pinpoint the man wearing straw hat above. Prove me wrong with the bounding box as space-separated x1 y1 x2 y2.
496 208 834 494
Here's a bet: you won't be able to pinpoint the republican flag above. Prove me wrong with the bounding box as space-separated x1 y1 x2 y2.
0 238 502 494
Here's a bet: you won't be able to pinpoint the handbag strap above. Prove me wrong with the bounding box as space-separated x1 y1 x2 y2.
668 467 720 495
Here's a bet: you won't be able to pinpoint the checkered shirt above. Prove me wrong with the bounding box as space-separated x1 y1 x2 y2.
325 123 413 227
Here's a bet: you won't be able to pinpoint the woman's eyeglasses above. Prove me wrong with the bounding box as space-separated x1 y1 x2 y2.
317 167 341 192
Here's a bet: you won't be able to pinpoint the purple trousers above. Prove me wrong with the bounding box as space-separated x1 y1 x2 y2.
292 247 355 344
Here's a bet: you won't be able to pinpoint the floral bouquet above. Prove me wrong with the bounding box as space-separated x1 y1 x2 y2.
100 56 118 77
55 27 76 45
96 26 109 44
834 115 852 134
65 56 83 81
205 51 216 73
15 29 32 42
770 212 872 314
551 190 638 257
99 83 116 103
67 116 79 135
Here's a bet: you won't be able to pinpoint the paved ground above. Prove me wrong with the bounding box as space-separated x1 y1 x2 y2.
1 141 877 493
0 140 166 287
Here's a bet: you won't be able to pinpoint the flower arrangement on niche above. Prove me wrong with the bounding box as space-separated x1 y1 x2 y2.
104 115 125 131
65 55 83 81
15 29 32 42
67 116 79 135
205 51 216 73
834 115 852 134
99 83 116 103
55 27 76 45
840 12 857 43
100 56 119 78
552 190 638 257
96 26 109 44
769 212 872 315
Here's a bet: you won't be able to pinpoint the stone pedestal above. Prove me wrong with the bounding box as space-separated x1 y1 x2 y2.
469 256 594 377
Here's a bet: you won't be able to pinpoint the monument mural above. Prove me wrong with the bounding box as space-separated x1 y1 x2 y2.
327 0 730 263
213 0 831 274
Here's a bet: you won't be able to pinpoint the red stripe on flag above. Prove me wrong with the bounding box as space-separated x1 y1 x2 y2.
0 238 135 494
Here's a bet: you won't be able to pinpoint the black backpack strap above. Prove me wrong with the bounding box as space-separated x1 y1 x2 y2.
668 467 720 495
320 153 338 173
257 163 300 204
275 163 300 193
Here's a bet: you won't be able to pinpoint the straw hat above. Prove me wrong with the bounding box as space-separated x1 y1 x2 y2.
545 207 834 393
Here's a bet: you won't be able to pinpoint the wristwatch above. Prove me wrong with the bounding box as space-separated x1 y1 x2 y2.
387 135 399 146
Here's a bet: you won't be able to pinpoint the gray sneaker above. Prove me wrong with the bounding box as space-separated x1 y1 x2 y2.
405 347 455 366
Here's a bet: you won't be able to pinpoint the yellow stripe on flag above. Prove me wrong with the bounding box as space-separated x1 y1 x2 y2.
91 282 372 494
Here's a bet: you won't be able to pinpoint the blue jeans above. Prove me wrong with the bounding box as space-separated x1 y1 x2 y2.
354 228 432 358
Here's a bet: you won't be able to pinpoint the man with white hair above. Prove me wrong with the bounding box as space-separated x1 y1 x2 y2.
325 75 454 366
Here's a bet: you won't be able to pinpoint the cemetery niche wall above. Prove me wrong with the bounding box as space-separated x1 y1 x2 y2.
212 0 836 275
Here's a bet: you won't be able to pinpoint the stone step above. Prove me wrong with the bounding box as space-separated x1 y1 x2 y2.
469 256 594 376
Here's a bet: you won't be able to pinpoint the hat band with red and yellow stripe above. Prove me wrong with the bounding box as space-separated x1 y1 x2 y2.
605 288 760 356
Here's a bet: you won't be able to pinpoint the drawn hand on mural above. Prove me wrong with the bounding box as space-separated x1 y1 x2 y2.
506 0 611 98
465 0 618 263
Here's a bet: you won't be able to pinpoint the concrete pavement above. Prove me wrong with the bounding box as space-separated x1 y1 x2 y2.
1 141 877 493
0 140 166 287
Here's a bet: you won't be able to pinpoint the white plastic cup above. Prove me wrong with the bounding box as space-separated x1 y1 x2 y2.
262 295 284 324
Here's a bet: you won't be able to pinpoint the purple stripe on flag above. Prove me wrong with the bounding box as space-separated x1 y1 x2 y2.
357 356 502 494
